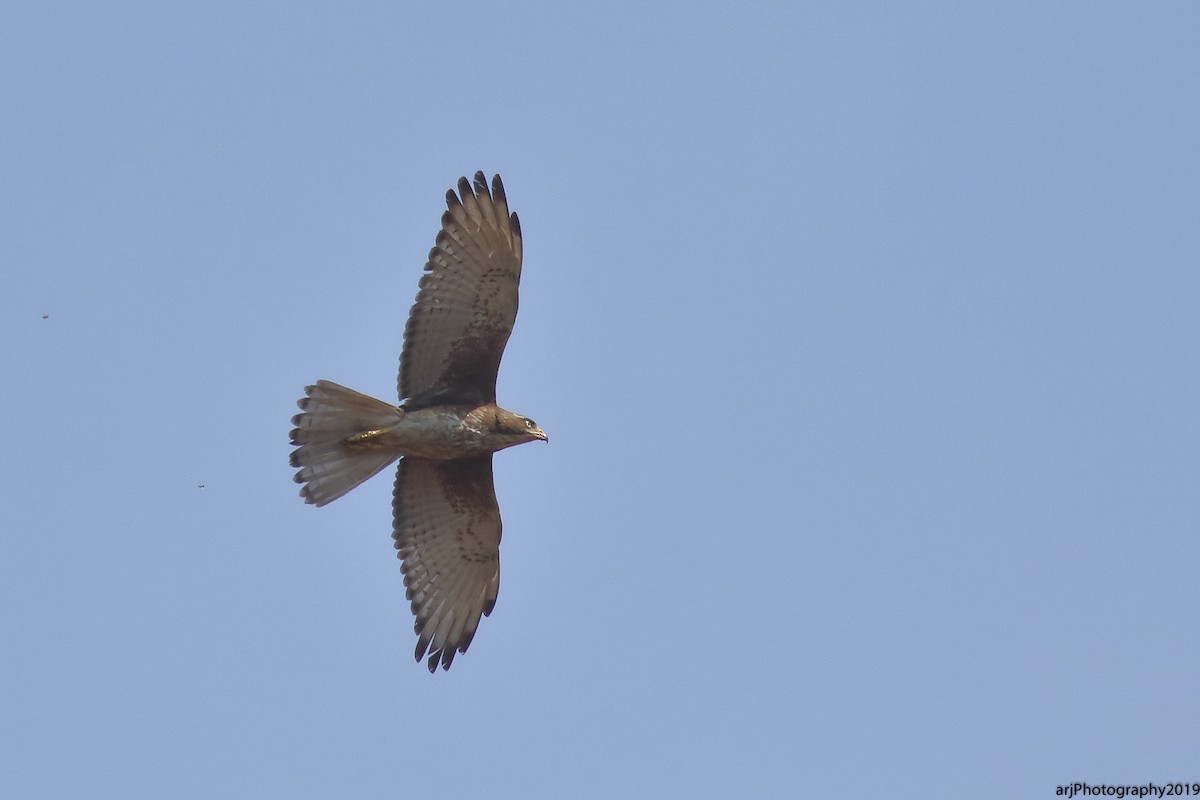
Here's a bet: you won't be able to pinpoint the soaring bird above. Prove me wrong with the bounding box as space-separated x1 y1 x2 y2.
290 172 546 672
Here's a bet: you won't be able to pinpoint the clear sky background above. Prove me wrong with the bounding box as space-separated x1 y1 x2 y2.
3 3 1199 798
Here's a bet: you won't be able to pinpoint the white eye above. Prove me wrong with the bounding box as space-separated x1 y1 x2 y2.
524 419 535 428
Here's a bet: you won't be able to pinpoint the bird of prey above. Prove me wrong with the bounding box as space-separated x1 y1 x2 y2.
289 172 547 672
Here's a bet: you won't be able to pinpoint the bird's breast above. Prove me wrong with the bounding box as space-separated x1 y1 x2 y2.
353 405 494 460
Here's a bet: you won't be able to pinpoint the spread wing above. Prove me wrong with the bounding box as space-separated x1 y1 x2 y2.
399 172 523 409
392 456 502 672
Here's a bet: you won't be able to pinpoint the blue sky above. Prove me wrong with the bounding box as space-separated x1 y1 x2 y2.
3 3 1199 797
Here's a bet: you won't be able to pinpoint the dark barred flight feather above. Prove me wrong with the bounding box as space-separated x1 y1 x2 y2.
399 171 523 410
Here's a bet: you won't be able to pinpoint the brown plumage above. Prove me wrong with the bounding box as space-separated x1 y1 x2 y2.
290 172 546 672
401 173 523 409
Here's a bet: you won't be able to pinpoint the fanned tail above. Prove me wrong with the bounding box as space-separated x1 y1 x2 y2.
290 380 403 506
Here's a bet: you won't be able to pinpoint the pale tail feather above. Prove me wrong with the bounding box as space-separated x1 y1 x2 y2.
290 380 403 506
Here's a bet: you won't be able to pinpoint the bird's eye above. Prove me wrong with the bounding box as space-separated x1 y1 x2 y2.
525 419 536 428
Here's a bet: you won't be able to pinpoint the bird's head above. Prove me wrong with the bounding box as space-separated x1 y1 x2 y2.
492 408 549 449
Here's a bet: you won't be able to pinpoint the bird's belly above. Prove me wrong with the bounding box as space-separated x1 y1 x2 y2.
345 407 488 460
